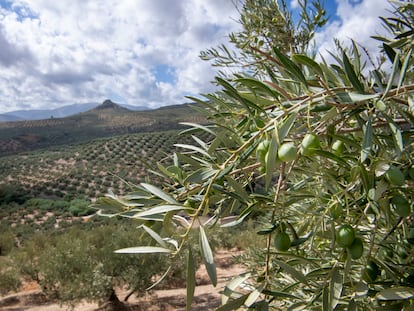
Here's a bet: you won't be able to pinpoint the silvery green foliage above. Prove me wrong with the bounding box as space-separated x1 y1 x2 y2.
96 1 414 310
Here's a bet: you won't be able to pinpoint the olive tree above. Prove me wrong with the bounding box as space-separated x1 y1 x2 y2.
12 223 172 306
96 1 414 310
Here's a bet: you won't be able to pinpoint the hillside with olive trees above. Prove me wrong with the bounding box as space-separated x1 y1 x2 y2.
0 100 206 157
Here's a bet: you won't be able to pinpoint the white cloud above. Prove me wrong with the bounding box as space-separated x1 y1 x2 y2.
0 0 241 113
315 0 393 65
0 0 397 114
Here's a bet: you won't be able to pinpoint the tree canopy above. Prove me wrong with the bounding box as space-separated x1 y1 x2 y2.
96 1 414 310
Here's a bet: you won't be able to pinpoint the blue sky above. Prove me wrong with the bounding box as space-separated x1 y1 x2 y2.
0 0 393 113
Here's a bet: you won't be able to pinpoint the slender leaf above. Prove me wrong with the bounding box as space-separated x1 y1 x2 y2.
343 51 365 93
216 294 249 311
262 289 301 300
276 112 298 144
236 77 281 99
273 47 308 86
141 183 178 204
335 92 378 103
115 246 172 254
397 48 412 89
179 122 217 136
244 283 265 307
225 176 249 202
133 204 190 219
174 143 213 159
292 54 323 76
140 224 167 248
314 150 350 168
384 114 403 155
185 167 219 184
376 287 414 301
222 272 252 304
186 247 196 311
361 116 373 163
274 259 308 284
199 225 217 286
383 43 398 64
382 49 401 98
265 134 279 190
176 152 203 169
330 268 343 310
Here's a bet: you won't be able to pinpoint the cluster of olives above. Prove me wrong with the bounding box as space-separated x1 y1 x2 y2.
336 224 364 260
383 165 413 217
256 140 297 170
256 133 323 172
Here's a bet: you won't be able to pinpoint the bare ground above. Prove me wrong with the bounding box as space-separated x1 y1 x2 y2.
0 249 245 311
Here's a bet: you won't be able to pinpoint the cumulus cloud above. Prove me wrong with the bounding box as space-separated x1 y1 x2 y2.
314 0 394 64
0 0 394 113
0 0 241 113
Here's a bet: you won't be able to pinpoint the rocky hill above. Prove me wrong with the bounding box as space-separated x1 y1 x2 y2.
0 100 205 157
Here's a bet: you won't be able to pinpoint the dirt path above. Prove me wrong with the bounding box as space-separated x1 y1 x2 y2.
0 249 245 311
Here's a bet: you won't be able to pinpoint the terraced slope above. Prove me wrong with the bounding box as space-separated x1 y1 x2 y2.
0 130 200 200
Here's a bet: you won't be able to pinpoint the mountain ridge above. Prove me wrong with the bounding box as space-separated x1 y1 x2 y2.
0 101 148 122
0 100 205 157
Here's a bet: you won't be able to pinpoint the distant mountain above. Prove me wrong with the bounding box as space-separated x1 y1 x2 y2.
0 100 205 157
0 101 148 122
0 114 23 122
92 99 131 111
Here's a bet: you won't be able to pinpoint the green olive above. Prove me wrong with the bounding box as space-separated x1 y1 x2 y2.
336 224 355 247
349 237 364 260
385 166 405 186
332 140 345 156
391 195 411 217
274 232 291 251
277 142 297 162
256 140 270 165
300 133 320 156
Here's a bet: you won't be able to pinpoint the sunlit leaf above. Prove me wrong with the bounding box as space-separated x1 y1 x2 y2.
140 224 167 248
115 246 172 254
199 226 217 286
185 167 219 184
174 143 213 159
145 266 172 291
361 115 373 163
222 272 252 305
382 49 401 97
133 205 190 219
376 287 414 301
244 283 265 307
265 134 279 190
140 183 178 204
216 294 249 311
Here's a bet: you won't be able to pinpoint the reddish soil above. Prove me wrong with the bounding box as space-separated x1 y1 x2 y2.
0 249 245 311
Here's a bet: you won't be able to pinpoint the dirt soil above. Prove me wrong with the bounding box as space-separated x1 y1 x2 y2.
0 249 245 311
